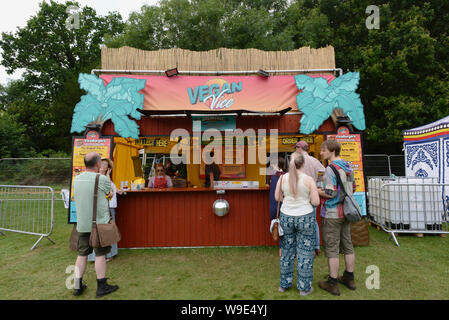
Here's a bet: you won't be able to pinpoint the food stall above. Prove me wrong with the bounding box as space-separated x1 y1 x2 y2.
69 46 366 248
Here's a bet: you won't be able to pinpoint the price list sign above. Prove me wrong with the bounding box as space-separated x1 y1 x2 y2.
326 127 366 216
68 130 113 223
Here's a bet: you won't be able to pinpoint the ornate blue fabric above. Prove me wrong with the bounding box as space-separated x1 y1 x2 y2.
411 150 433 170
70 74 146 139
406 143 438 169
279 212 316 292
415 168 429 177
294 72 365 134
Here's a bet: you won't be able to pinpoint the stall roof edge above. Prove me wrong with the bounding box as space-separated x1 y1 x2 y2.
136 107 292 117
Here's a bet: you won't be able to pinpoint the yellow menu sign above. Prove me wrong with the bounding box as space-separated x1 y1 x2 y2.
326 126 366 215
69 130 112 223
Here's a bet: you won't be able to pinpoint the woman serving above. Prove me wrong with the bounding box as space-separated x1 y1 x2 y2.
148 163 173 189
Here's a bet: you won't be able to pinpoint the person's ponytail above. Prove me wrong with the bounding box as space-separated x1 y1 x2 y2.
288 153 305 197
289 155 298 196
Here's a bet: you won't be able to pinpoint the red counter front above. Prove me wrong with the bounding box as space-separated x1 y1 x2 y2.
115 188 278 248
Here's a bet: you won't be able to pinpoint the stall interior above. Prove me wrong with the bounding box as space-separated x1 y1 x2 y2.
111 133 327 190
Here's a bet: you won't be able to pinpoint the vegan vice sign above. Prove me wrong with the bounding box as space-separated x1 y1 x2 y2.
100 74 335 113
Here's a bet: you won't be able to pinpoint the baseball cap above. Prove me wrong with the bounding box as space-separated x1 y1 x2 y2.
295 140 308 151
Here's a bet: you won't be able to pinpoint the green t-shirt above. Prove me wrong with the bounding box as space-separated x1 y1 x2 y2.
73 172 112 233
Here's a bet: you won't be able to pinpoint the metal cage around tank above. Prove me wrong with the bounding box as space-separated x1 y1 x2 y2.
367 176 449 246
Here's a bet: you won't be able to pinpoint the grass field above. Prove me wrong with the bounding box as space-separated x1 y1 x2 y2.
1 199 448 300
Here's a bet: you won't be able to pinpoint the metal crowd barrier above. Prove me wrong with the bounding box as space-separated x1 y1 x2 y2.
0 185 55 250
367 177 449 246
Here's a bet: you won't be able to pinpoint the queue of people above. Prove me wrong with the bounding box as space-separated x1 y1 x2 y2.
270 139 357 297
72 140 355 298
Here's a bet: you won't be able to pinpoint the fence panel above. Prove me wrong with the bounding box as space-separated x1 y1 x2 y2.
0 185 55 250
0 158 71 187
363 154 405 177
388 155 406 176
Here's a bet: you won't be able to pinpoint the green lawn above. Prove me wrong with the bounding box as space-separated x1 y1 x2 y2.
0 199 448 300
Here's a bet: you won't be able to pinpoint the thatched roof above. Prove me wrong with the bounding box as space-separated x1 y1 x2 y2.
101 46 336 74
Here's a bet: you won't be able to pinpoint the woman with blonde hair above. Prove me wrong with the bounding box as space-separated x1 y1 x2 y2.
148 163 173 188
275 152 320 296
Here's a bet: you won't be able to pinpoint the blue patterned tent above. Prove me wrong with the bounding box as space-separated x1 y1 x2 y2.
403 115 449 181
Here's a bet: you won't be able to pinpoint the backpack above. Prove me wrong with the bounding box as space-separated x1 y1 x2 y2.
329 164 362 222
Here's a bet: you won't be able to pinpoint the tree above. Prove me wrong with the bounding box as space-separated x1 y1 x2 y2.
286 0 449 153
0 0 125 152
0 112 31 158
106 0 294 51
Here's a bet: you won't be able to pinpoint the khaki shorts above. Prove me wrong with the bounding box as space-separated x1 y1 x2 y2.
321 218 354 258
77 233 111 257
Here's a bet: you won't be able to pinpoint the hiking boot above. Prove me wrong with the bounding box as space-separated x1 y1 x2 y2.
318 276 340 296
338 271 356 290
73 278 86 297
96 278 119 298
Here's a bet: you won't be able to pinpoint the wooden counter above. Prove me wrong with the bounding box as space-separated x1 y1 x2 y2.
115 187 276 248
123 187 270 192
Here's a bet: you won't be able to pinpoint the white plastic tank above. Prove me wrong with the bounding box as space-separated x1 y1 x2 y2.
368 177 443 230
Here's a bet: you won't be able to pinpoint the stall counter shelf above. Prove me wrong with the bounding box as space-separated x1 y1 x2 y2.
123 186 270 192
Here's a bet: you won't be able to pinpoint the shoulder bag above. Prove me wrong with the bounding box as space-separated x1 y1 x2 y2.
90 174 121 248
329 165 362 222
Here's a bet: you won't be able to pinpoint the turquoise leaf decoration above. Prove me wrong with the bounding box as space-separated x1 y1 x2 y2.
70 74 147 139
294 72 365 134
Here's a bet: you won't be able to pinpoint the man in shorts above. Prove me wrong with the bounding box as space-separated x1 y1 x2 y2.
317 140 356 296
72 152 119 298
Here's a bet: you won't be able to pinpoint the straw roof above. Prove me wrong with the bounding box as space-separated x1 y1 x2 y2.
101 46 336 74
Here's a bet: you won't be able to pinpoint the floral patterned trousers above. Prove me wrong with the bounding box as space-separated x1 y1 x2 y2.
279 211 316 292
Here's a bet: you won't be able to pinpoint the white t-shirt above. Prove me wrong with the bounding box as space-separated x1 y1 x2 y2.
109 182 118 209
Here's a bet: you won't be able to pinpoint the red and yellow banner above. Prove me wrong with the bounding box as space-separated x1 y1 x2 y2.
100 74 335 113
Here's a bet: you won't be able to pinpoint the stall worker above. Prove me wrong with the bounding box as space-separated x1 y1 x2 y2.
148 163 173 188
165 158 176 177
204 152 221 188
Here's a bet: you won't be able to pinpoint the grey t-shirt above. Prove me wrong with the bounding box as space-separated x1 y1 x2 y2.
73 172 112 232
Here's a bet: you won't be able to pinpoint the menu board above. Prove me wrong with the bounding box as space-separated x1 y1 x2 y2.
68 130 113 223
326 126 366 216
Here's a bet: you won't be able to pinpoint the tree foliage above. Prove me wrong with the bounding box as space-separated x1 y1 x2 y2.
0 0 124 153
1 0 449 155
0 111 31 158
107 0 295 51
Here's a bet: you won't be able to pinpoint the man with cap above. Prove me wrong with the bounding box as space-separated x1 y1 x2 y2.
294 140 325 184
294 140 325 256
